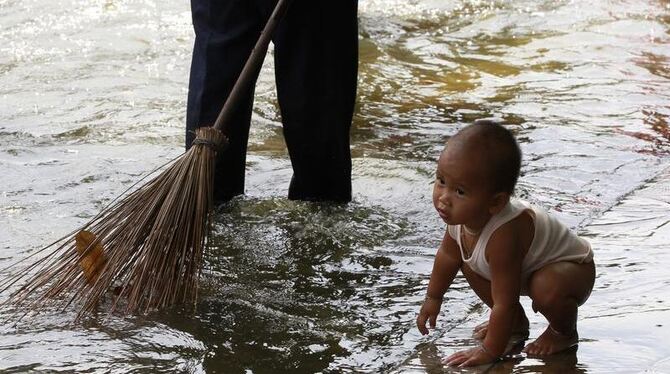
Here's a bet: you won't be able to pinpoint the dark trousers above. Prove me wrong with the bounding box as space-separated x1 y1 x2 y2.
186 0 358 202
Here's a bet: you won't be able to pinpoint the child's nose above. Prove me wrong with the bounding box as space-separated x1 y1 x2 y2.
439 191 450 205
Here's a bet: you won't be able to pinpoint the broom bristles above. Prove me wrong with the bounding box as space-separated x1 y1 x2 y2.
0 127 227 321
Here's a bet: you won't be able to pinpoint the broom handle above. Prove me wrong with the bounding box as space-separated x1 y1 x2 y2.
213 0 293 132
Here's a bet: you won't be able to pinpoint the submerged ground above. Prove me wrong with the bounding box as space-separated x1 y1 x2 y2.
1 0 669 372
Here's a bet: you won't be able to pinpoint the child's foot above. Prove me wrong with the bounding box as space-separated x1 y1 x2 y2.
523 326 578 356
472 311 529 340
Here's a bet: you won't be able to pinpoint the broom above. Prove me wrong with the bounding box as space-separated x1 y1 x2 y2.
0 0 293 321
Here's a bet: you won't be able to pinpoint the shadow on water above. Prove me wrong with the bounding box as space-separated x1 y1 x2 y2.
408 340 584 374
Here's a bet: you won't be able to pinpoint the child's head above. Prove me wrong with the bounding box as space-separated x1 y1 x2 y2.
449 120 521 194
433 120 522 227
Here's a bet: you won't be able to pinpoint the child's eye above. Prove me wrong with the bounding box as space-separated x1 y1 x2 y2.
436 177 445 185
455 188 465 196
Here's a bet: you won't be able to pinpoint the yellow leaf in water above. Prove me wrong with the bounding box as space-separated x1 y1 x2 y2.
75 231 107 284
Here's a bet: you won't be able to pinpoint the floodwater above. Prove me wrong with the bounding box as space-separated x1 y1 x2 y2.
1 0 669 372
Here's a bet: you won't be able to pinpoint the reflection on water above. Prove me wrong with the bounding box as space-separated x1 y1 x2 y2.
181 199 427 371
1 0 670 372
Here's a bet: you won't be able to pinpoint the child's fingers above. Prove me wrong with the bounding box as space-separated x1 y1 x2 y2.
443 351 466 366
429 314 437 329
416 314 428 335
445 350 463 362
459 356 478 368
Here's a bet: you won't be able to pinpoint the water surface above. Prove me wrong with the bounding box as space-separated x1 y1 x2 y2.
1 0 669 372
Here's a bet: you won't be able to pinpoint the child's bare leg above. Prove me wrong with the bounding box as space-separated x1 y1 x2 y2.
524 260 596 356
461 263 529 340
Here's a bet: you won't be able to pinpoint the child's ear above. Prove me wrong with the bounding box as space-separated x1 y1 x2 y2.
488 192 510 215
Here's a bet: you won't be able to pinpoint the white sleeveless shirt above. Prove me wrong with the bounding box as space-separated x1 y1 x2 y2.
447 199 593 290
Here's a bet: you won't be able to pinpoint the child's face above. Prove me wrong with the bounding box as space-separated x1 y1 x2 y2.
432 139 499 228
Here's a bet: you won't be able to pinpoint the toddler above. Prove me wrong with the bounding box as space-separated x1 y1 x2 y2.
416 120 595 367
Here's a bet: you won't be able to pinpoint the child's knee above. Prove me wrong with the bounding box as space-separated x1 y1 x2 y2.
529 262 594 312
530 285 566 313
528 267 570 309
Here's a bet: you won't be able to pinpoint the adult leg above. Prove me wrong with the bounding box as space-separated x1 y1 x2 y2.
461 263 529 340
524 260 596 355
273 0 358 202
186 0 267 202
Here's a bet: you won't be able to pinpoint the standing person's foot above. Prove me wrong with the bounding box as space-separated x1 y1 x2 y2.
522 326 578 356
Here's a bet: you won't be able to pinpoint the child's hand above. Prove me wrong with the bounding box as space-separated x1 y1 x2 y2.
416 296 442 335
443 345 499 367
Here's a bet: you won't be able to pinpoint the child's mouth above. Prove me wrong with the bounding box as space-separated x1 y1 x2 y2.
437 209 449 222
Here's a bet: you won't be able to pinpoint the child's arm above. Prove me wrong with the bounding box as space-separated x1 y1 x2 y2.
482 221 524 357
444 222 523 367
416 230 462 335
